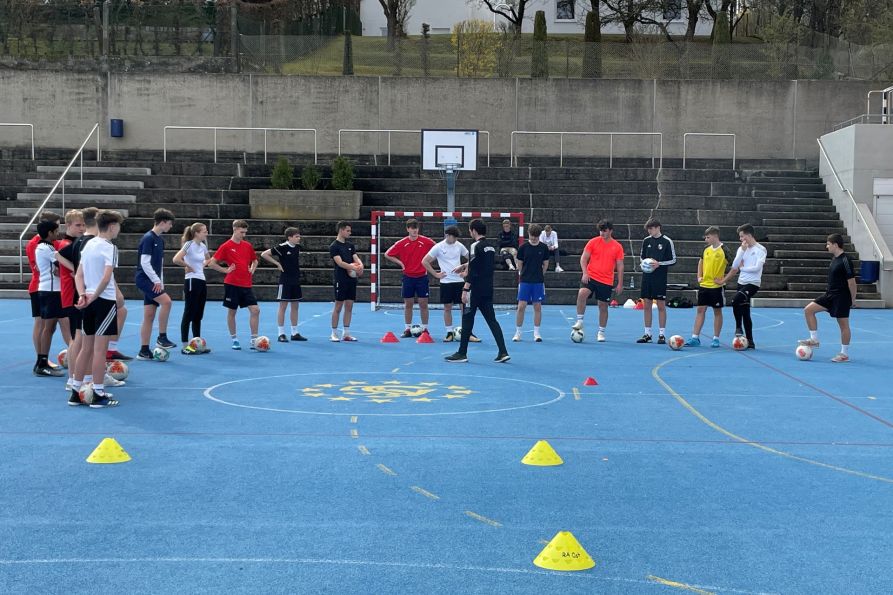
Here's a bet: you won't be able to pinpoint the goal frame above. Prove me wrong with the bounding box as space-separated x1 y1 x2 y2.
370 210 526 311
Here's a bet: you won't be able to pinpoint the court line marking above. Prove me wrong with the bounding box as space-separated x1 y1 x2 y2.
203 372 566 417
652 353 893 484
357 445 370 456
647 574 715 595
409 486 440 501
464 510 502 528
350 429 359 439
573 387 581 400
350 416 358 424
376 463 397 476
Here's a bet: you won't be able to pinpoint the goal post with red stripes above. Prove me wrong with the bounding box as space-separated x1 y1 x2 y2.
370 210 526 311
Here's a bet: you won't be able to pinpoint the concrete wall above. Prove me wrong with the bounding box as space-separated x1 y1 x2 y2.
0 70 878 161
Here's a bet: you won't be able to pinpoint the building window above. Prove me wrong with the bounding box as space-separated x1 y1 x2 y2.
556 0 575 20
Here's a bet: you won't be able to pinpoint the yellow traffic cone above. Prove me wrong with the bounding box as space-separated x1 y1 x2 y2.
521 440 563 466
533 531 595 571
86 437 131 464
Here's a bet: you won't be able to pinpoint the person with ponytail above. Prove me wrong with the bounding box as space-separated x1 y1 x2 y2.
173 222 215 354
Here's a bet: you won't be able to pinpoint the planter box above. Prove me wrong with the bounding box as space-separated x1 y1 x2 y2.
249 189 362 220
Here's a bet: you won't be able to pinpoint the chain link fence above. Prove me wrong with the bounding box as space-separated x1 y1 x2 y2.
242 34 893 81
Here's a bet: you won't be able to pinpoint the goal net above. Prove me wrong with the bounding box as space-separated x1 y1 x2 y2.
370 210 526 311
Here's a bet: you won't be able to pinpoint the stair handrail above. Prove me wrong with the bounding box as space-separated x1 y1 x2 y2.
510 131 663 168
18 123 101 282
0 123 35 160
817 137 893 271
163 126 318 164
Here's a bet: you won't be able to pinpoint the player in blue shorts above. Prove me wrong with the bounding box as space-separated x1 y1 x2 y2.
135 208 176 360
513 224 550 342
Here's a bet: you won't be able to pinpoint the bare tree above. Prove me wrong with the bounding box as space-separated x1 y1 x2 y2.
685 0 705 40
378 0 416 47
601 0 675 42
471 0 531 35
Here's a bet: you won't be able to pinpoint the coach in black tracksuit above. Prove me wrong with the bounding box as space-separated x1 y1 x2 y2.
445 219 510 363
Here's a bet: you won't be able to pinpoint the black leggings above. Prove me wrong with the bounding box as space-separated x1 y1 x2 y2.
732 283 759 341
458 295 508 355
180 278 207 343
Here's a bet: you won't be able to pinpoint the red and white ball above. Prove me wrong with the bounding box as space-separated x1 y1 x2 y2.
732 336 749 351
254 336 271 352
795 344 813 361
667 335 685 351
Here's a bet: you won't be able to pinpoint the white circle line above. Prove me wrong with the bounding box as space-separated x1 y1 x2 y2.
202 372 566 417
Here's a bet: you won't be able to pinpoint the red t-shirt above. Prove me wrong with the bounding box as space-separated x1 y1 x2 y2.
213 239 257 288
584 237 625 286
385 235 436 278
26 234 40 293
55 238 74 307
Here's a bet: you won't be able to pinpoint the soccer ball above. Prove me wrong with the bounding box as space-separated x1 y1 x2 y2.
795 344 813 361
58 348 68 369
188 337 207 353
668 335 685 350
254 336 271 352
152 346 170 362
410 324 423 337
570 328 585 343
78 382 94 404
640 259 657 274
454 326 463 339
106 360 129 381
732 336 749 351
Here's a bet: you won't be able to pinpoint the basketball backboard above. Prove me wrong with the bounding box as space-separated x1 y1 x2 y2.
421 129 478 171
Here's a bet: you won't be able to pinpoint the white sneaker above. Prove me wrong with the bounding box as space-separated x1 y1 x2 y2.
533 334 543 343
64 379 73 392
104 374 126 387
571 320 584 331
330 333 341 343
555 266 564 273
508 262 516 271
512 332 521 342
597 330 606 342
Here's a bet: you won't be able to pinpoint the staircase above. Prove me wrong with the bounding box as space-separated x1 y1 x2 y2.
0 151 883 307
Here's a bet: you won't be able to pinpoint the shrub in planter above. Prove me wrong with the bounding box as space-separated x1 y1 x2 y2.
270 156 294 190
331 156 354 191
301 162 321 190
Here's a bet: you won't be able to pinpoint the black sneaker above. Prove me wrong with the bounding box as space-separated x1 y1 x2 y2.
444 352 468 363
636 334 653 344
106 350 133 361
468 334 482 343
278 334 289 343
136 349 154 361
494 352 511 363
657 335 666 344
68 390 85 407
746 341 756 350
156 336 177 349
735 328 744 337
291 333 308 341
89 394 119 408
401 329 413 338
34 365 61 377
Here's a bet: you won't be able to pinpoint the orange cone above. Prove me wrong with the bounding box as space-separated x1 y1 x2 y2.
583 377 598 386
416 330 434 344
609 299 618 307
380 331 400 343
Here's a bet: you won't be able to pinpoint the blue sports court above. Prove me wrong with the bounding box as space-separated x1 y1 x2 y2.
1 298 891 594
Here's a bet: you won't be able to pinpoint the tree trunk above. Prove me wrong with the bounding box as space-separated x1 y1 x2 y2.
685 1 701 41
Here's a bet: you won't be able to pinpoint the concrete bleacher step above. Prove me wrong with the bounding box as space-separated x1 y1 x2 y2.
5 207 129 218
14 193 137 203
756 203 835 213
26 179 144 189
36 165 152 176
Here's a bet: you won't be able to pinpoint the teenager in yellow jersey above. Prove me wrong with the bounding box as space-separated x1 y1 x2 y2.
686 226 733 348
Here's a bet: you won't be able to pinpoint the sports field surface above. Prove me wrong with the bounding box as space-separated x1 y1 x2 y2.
1 299 891 594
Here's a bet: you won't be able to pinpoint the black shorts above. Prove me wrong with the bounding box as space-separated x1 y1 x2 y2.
581 279 613 303
65 306 82 335
640 274 667 301
814 292 852 319
136 277 167 306
697 287 725 308
82 297 118 336
335 277 358 302
733 283 760 307
223 284 258 310
439 282 464 304
277 284 303 302
39 291 64 320
30 292 40 317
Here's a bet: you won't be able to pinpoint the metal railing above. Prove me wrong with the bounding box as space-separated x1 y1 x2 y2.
866 85 893 121
163 126 318 164
510 131 663 168
0 123 35 160
832 114 890 131
19 123 101 281
337 129 491 167
682 133 736 169
817 137 893 271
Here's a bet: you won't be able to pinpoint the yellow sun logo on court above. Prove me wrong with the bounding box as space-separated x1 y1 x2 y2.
299 380 474 404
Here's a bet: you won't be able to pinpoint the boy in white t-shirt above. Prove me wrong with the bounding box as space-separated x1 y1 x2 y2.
539 224 563 272
72 210 125 408
717 223 767 350
422 225 478 342
34 220 65 377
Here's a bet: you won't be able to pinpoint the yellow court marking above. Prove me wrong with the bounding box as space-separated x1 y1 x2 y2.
464 510 502 528
350 416 358 424
376 463 397 476
350 429 359 439
573 387 581 401
646 575 715 595
409 486 440 501
357 445 370 456
652 356 893 484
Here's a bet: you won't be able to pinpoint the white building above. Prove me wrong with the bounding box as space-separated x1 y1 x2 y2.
360 0 712 37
